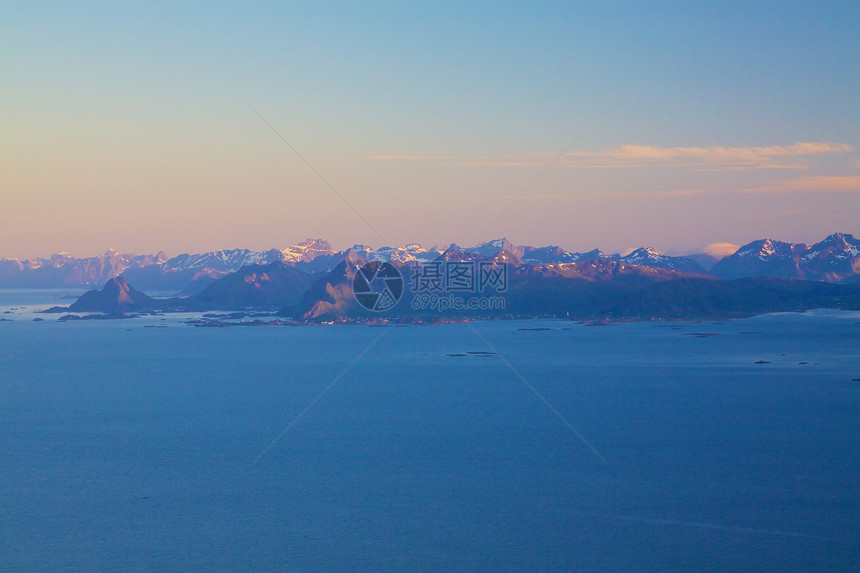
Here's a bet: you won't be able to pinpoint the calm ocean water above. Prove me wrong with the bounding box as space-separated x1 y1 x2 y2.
1 292 859 571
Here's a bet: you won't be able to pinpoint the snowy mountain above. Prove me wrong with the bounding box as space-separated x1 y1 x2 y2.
121 239 337 291
801 233 860 276
347 243 442 264
162 239 335 272
48 237 860 320
4 233 860 291
463 240 703 272
711 233 860 281
164 248 284 273
620 247 705 273
465 238 523 258
521 245 581 263
0 250 167 288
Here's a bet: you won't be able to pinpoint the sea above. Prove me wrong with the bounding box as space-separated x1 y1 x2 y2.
1 290 859 571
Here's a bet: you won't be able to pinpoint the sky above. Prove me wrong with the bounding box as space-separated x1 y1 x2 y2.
2 1 859 258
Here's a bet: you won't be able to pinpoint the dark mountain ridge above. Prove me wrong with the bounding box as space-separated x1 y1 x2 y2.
163 261 315 311
68 277 158 313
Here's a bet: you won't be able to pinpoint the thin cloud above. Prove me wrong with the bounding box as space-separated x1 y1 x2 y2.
366 154 458 161
594 188 711 199
701 242 740 258
490 193 571 199
490 174 860 200
447 160 547 167
592 176 860 197
369 142 854 171
740 175 860 194
579 142 853 162
490 188 710 200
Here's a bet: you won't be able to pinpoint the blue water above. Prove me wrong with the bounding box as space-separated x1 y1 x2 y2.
1 300 859 571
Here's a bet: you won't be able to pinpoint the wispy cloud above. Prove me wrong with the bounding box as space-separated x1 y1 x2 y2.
740 175 860 194
589 188 711 199
573 142 853 166
701 242 740 258
489 188 710 201
490 175 860 201
490 193 571 200
366 154 458 161
369 142 855 171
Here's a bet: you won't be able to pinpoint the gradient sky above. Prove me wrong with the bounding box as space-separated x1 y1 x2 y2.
3 1 859 258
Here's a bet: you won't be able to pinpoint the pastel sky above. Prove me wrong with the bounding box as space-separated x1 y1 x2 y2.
3 1 859 258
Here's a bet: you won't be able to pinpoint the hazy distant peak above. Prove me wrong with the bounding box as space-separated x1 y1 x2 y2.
466 238 519 258
297 238 332 248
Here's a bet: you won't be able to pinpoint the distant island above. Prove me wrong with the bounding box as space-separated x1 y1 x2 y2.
31 233 860 323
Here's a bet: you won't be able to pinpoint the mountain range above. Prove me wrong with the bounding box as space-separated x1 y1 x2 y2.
710 233 860 282
0 250 168 288
41 234 860 322
5 233 859 292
